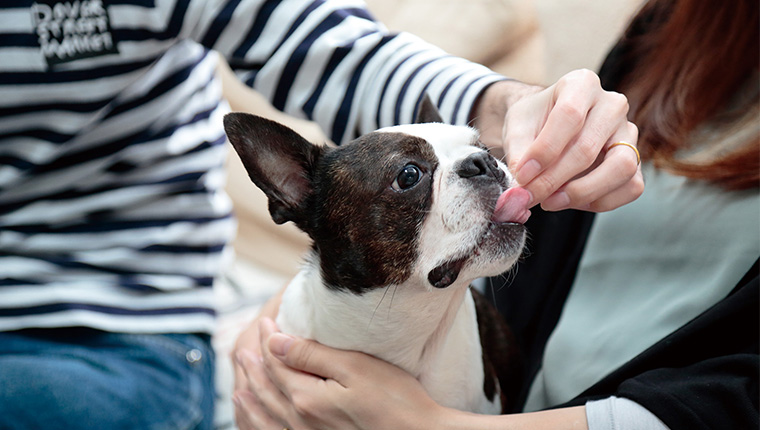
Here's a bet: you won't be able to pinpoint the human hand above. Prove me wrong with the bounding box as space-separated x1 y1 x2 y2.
231 289 284 428
233 317 448 430
475 70 643 212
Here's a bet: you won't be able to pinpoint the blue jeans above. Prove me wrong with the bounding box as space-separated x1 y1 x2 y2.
0 328 215 430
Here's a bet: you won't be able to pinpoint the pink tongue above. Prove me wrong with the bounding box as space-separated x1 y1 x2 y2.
493 187 532 224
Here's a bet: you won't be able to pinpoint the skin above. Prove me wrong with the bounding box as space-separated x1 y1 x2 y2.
231 69 644 429
234 317 589 430
473 71 642 212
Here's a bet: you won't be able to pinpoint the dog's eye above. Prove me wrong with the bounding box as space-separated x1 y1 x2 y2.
392 164 422 191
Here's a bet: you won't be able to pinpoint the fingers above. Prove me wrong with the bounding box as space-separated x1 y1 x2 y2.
543 121 643 212
236 348 295 427
515 77 594 184
259 319 351 425
237 316 351 428
231 289 285 392
513 69 601 184
522 79 632 206
261 318 353 385
233 389 284 430
232 322 262 386
583 172 645 212
243 318 440 429
232 316 310 430
502 68 643 212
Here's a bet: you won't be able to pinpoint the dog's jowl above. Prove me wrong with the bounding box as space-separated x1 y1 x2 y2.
224 98 528 414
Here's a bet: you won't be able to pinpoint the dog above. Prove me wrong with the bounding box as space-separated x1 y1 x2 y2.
224 97 529 414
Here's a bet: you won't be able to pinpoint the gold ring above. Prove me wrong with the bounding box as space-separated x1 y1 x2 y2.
609 141 641 166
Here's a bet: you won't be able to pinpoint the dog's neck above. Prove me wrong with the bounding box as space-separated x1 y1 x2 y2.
277 253 477 379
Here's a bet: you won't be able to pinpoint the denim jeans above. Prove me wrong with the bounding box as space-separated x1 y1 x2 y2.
0 328 215 430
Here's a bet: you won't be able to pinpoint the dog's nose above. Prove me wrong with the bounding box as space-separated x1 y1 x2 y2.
456 152 504 181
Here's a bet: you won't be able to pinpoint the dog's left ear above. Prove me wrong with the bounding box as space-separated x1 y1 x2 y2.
415 95 444 124
224 112 322 226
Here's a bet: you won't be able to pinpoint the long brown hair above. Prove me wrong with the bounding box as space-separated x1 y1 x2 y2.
616 0 759 190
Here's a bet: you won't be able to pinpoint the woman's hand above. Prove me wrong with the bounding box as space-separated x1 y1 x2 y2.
234 317 448 430
231 289 285 429
474 69 644 213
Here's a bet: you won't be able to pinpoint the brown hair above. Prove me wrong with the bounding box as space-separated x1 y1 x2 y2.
619 0 759 190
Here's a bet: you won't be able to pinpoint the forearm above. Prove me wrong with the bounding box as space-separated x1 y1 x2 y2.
211 0 506 145
438 406 588 430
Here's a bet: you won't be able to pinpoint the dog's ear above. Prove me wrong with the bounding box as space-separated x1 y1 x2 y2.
224 112 322 226
415 94 443 124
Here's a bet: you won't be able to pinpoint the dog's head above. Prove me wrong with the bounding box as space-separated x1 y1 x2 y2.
224 98 528 294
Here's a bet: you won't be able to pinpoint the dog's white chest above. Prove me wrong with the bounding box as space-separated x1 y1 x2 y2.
276 270 501 414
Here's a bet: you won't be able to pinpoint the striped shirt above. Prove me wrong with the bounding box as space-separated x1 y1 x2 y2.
0 0 505 334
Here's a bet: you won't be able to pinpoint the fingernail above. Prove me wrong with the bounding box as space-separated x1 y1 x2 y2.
232 393 242 407
517 159 541 184
269 333 294 358
542 191 570 211
524 188 535 208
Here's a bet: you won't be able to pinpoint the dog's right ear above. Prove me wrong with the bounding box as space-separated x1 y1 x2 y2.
223 112 322 226
415 94 444 124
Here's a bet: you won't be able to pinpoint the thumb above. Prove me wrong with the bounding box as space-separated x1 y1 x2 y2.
267 330 350 384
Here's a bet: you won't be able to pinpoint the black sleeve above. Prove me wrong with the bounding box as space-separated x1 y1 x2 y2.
619 353 758 429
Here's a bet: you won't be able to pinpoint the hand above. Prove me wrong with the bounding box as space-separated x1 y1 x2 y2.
232 289 284 429
474 69 644 212
235 318 591 430
234 317 447 430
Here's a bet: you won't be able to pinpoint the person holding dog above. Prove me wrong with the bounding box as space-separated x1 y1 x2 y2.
0 0 641 428
234 0 758 429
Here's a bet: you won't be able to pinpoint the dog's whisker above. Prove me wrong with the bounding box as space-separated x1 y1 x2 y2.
488 277 498 304
491 263 519 293
387 284 399 320
367 285 391 333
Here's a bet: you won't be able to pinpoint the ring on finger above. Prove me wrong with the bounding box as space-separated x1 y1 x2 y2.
608 141 641 166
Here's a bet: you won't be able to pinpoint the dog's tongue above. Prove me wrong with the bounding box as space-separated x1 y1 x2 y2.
493 187 532 224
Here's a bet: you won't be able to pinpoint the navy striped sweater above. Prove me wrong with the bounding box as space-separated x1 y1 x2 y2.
0 0 505 333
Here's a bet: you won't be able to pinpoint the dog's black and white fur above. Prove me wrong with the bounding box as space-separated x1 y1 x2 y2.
224 98 524 414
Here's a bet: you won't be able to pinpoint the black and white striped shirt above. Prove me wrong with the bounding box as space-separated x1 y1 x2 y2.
0 0 504 334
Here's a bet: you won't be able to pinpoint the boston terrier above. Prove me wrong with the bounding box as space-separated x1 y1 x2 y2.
223 98 530 414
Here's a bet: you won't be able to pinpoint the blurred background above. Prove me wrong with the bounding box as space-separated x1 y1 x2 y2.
213 1 642 428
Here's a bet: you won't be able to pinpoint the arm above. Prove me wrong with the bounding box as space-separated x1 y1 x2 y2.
191 0 503 145
241 318 750 430
235 317 590 430
191 1 642 211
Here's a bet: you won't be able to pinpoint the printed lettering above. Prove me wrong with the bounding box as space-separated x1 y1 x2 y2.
32 0 118 67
